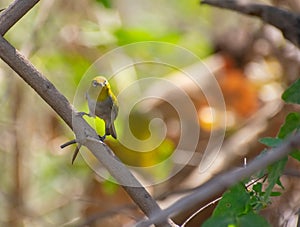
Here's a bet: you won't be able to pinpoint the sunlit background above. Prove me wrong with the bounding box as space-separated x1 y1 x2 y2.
0 0 300 226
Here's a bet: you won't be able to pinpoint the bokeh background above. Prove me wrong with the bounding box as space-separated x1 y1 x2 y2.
1 0 300 226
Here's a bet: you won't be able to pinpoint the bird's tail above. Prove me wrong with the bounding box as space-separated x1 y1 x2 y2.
106 123 117 139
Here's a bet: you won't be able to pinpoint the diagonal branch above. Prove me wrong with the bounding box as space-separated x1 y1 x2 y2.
201 0 300 48
0 1 176 225
0 34 174 227
0 0 40 36
137 132 300 226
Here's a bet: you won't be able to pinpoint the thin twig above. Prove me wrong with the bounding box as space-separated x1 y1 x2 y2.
71 145 81 164
245 174 268 189
181 196 221 227
60 139 77 149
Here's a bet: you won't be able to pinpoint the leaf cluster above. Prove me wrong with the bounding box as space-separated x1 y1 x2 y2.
203 79 300 226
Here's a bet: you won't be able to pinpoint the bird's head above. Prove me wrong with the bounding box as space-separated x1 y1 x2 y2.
91 76 109 88
89 76 112 101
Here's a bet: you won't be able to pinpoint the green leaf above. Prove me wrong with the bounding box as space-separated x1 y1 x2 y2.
202 215 236 227
270 191 281 197
282 78 300 104
259 136 300 161
259 137 282 147
238 212 271 227
290 150 300 161
203 212 270 227
278 112 300 139
264 157 287 200
276 177 285 190
212 183 250 217
252 182 263 193
204 184 271 227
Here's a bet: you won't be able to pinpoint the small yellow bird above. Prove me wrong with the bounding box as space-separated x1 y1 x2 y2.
68 76 118 164
84 76 119 140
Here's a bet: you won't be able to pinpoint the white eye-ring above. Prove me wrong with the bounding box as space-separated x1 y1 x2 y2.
92 80 98 87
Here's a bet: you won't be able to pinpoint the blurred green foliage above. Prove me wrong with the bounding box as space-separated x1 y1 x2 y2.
0 0 216 225
96 0 112 8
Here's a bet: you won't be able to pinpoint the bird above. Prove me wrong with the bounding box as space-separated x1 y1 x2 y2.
62 76 118 164
83 76 119 140
69 76 118 164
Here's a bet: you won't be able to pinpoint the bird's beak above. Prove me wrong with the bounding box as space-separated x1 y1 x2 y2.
99 80 108 87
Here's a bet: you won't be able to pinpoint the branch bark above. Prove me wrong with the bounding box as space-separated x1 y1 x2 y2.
0 1 177 226
0 34 176 226
137 132 300 226
201 0 300 48
0 0 40 36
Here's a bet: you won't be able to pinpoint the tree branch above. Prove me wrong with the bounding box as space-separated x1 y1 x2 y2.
0 1 177 225
0 34 175 227
137 132 300 226
0 0 40 36
201 0 300 48
0 34 174 226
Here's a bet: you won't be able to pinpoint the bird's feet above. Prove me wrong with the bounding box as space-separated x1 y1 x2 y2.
98 134 106 141
76 111 91 117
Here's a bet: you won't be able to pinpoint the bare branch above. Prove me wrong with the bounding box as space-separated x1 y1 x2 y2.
201 0 300 48
60 139 77 148
0 0 177 224
136 132 300 226
0 35 176 226
0 0 40 36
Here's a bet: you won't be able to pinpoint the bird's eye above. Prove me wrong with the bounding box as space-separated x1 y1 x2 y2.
92 80 97 87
